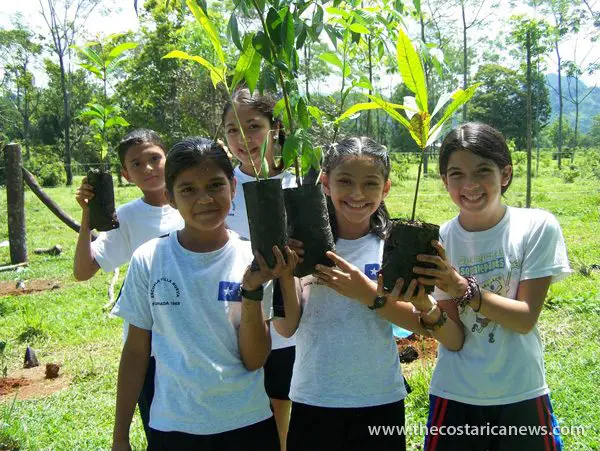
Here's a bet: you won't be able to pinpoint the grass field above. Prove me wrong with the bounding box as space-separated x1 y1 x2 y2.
1 154 599 450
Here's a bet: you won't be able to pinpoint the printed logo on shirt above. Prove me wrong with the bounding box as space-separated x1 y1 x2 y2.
150 278 181 306
217 281 242 302
364 263 381 280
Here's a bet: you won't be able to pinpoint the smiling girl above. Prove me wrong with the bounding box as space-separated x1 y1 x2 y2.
111 137 297 451
411 123 571 450
275 137 464 451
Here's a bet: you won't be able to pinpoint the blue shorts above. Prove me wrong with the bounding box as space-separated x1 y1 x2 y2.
424 394 563 451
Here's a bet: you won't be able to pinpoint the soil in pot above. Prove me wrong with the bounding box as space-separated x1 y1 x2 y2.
87 168 119 232
284 184 335 277
243 178 288 269
381 219 439 293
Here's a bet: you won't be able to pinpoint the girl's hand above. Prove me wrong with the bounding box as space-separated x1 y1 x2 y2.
313 251 376 304
412 240 467 298
75 176 95 211
288 238 305 264
377 275 436 313
243 246 298 291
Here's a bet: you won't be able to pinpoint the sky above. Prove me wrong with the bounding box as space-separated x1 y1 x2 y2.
1 0 598 92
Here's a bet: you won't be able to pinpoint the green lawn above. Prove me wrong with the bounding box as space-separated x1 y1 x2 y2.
1 155 599 450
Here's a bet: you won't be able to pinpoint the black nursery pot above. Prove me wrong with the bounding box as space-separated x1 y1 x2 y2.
381 219 439 293
87 168 119 232
243 178 288 269
284 183 335 277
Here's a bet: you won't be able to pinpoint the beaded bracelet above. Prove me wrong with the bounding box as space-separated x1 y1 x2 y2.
452 276 480 308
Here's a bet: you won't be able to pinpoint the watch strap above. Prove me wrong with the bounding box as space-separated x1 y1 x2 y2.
240 285 264 302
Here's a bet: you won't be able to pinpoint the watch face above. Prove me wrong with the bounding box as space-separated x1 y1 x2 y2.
370 295 387 310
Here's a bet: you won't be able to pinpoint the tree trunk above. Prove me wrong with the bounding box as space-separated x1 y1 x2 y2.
572 75 579 163
526 31 533 209
4 144 28 264
59 55 72 185
556 42 563 169
462 2 468 122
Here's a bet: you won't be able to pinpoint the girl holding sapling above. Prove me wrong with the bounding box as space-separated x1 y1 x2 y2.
111 137 297 450
276 137 465 451
222 87 298 451
411 123 570 450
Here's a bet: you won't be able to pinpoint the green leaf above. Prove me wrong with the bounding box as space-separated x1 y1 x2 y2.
282 9 295 64
308 106 323 126
349 23 370 34
107 42 138 60
245 51 262 93
397 28 428 113
282 133 300 169
336 102 381 123
105 116 129 128
428 83 481 143
163 50 225 88
79 63 102 78
297 97 310 129
412 0 421 14
431 91 453 119
274 98 286 119
366 95 412 129
266 8 283 47
186 0 225 65
326 7 350 19
408 113 427 149
253 32 274 61
228 13 243 51
232 35 260 91
296 22 308 50
318 51 343 70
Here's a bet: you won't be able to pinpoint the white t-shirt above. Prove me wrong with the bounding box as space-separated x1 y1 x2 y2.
227 166 297 350
430 206 571 406
92 198 184 272
112 231 274 435
290 233 407 408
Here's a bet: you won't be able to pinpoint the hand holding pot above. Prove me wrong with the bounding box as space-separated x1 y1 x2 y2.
75 176 95 211
313 251 376 305
412 240 467 298
243 246 299 291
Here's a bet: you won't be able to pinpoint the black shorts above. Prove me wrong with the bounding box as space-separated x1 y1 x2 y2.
287 400 406 451
424 394 563 451
148 416 279 451
263 346 295 400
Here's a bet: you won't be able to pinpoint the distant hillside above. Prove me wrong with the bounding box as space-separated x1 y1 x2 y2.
546 74 600 133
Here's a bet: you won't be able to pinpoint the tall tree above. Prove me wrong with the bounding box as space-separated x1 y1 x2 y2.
0 22 42 158
39 0 100 185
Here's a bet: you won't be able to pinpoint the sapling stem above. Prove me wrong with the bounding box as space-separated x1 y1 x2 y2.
411 149 425 222
227 87 261 181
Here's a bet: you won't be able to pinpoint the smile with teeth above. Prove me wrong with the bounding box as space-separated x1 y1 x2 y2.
344 200 370 209
462 193 484 202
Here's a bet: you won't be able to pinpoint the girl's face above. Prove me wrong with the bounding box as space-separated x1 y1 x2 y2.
442 149 512 224
224 103 277 173
121 143 166 193
168 161 236 233
322 156 391 235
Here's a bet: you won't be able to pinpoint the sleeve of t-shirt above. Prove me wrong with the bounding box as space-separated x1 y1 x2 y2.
262 280 274 321
92 221 130 272
111 251 153 331
520 211 571 284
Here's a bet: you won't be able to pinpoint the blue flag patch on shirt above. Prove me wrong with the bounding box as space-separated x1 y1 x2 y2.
217 281 242 302
364 263 381 280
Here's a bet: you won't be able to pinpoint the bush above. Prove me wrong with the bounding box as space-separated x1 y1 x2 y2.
561 165 580 183
26 147 66 187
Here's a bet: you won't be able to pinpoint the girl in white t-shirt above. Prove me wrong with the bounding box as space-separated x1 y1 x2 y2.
222 88 297 451
275 137 465 451
111 137 297 451
411 123 571 450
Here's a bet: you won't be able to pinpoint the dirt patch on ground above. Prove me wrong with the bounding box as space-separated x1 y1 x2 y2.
0 280 60 297
0 365 70 401
396 333 438 362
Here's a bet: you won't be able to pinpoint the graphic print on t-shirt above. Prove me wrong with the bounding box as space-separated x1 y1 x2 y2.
463 255 521 343
217 281 242 302
150 277 181 306
364 263 380 281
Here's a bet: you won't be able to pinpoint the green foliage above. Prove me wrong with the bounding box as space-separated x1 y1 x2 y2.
26 147 67 186
561 165 580 183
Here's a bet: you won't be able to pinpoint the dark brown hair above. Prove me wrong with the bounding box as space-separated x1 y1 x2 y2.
117 129 167 167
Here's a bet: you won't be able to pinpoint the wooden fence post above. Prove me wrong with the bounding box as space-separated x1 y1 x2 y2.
4 143 27 264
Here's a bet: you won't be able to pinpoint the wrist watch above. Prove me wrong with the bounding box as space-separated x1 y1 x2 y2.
368 295 387 310
241 285 264 302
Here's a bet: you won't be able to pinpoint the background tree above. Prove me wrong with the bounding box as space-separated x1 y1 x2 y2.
0 22 43 159
39 0 101 185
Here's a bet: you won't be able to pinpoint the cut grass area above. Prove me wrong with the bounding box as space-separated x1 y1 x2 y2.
1 165 599 450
